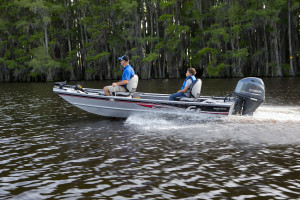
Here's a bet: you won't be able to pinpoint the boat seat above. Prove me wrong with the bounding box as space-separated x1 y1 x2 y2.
98 90 132 97
116 74 139 97
98 91 105 95
178 97 196 102
115 92 132 97
177 79 202 102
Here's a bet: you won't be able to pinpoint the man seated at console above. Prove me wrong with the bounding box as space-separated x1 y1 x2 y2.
169 68 197 101
103 55 135 96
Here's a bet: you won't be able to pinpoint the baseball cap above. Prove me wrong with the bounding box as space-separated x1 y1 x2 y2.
118 55 129 61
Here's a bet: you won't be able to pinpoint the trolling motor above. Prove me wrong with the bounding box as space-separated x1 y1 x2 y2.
53 81 67 89
233 77 265 116
75 84 84 91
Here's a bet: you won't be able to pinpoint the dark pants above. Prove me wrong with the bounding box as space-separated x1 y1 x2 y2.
169 92 187 101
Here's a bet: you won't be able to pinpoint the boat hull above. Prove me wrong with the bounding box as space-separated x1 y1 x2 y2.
54 87 234 118
58 93 160 118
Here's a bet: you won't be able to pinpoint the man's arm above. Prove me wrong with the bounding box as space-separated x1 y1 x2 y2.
112 79 129 87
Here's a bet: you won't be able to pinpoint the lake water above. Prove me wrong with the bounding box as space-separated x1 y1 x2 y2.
1 77 300 199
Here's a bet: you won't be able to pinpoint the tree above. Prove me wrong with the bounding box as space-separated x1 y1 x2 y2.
0 0 299 82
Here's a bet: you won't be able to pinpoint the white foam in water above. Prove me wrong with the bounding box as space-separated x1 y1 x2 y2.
125 113 188 132
223 105 300 124
125 110 221 132
125 106 300 144
253 106 300 123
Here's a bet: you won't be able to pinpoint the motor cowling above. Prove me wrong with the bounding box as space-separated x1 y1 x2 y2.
233 77 265 115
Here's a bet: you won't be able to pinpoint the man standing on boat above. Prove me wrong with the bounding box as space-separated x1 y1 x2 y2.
103 55 135 96
169 68 197 101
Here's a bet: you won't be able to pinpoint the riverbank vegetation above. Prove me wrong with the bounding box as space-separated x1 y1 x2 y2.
1 0 300 82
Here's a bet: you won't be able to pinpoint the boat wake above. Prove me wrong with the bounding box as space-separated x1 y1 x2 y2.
125 106 300 145
125 110 222 131
246 105 300 123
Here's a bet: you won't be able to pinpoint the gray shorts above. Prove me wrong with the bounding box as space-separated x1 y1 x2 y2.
107 85 127 93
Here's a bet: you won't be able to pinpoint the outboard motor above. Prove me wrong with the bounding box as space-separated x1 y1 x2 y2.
233 77 265 115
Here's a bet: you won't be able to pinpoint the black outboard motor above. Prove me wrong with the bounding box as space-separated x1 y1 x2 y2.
233 77 265 115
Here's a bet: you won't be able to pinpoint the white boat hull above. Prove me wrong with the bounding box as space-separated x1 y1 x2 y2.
54 88 234 118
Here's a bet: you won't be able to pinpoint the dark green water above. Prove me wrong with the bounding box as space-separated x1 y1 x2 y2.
1 77 300 199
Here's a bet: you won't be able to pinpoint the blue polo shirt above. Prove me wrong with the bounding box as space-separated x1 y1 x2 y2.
122 65 135 81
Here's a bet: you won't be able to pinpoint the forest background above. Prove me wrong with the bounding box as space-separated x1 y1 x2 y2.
0 0 300 82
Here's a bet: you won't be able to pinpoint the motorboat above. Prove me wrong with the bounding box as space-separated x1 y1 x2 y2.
53 76 265 118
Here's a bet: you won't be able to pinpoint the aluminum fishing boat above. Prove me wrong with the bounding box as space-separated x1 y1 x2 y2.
53 76 265 118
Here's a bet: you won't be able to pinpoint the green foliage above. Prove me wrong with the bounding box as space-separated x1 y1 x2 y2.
160 0 176 9
155 41 164 48
58 59 72 71
130 48 137 53
227 1 244 24
138 36 159 44
166 25 189 35
108 35 123 47
86 66 97 76
28 46 60 77
209 2 228 20
282 63 290 76
206 63 231 77
112 67 122 78
48 3 64 14
232 24 242 35
165 25 189 51
0 0 299 81
166 36 180 52
198 47 219 58
158 14 173 22
131 55 141 62
204 23 231 45
29 32 43 43
0 19 5 31
86 51 110 63
253 48 265 58
66 49 78 61
230 48 249 60
113 0 138 15
142 52 159 63
15 20 30 32
4 59 18 69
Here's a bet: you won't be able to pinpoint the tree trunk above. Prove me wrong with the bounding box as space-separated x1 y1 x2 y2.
79 16 86 80
273 22 282 76
263 21 269 76
44 27 48 53
288 0 295 76
64 0 76 80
